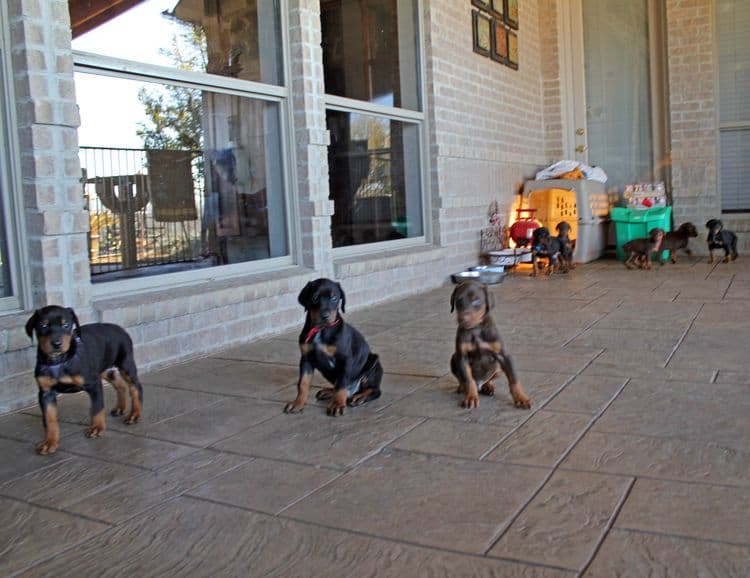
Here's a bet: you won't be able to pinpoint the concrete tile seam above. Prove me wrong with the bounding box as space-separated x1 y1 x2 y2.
611 525 750 550
576 477 636 578
561 311 611 348
0 492 116 529
664 302 705 368
477 349 607 463
257 494 577 574
482 377 632 556
556 464 750 491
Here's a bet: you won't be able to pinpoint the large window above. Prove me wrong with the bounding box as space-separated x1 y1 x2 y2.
322 0 425 249
0 2 23 310
717 0 750 212
71 0 290 282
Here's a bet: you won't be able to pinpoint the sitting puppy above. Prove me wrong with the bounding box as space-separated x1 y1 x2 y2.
449 281 531 410
706 219 738 264
284 278 382 417
530 227 565 276
555 221 574 271
660 222 698 264
25 305 143 455
623 227 665 270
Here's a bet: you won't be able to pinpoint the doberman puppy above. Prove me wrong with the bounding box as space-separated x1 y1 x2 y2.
660 222 698 264
284 278 383 417
530 227 565 276
706 219 738 264
556 221 574 271
623 228 665 270
450 281 531 410
25 305 142 455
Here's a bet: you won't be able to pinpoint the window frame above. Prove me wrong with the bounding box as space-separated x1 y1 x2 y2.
323 0 431 259
716 0 750 213
71 3 300 298
0 1 29 313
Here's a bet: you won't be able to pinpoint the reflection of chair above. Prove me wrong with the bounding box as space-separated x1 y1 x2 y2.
93 174 149 270
146 150 197 222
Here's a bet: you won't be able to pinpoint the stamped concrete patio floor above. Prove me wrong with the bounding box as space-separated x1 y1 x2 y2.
3 258 750 577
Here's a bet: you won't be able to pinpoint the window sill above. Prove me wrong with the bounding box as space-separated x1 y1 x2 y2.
334 244 445 278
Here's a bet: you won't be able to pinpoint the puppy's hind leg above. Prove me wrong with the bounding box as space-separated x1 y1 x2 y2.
349 354 383 407
495 351 531 409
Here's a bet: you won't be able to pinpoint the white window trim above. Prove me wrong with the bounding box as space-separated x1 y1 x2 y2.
72 8 301 298
324 0 432 258
0 1 29 313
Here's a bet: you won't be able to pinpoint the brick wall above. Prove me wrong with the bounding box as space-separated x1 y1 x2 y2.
0 0 553 413
424 0 547 268
1 0 91 411
666 0 749 255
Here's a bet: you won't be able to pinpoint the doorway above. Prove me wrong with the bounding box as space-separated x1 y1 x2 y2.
560 0 669 195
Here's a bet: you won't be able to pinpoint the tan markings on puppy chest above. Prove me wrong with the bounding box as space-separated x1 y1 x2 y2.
58 374 84 386
36 376 57 391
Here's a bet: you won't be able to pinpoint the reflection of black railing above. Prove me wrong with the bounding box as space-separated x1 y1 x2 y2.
80 147 206 279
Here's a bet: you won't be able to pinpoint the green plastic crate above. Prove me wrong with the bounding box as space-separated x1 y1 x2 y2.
610 206 672 261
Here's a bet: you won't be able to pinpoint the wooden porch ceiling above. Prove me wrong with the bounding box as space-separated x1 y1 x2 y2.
68 0 146 38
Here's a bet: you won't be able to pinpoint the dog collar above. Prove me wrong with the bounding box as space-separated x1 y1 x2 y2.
304 318 341 343
37 335 82 377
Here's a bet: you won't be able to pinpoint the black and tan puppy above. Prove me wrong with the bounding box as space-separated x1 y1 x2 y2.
450 281 531 410
623 227 665 270
706 219 738 264
284 278 382 417
25 305 142 455
660 222 698 264
556 221 574 271
530 227 565 276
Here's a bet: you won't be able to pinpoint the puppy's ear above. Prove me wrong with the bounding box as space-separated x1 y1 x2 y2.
297 281 315 310
450 286 457 313
336 282 346 313
66 307 81 335
25 310 39 340
483 285 494 311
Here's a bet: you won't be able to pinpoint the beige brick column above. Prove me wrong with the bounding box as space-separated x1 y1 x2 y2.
10 0 91 311
287 0 333 276
665 0 719 229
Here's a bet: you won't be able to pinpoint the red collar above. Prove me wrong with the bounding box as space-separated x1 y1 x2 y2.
304 318 341 343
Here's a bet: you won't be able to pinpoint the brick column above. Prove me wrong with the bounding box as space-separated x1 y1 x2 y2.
665 0 719 228
287 0 333 275
10 0 91 311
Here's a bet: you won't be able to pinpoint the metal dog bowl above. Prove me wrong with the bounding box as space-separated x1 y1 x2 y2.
451 266 506 285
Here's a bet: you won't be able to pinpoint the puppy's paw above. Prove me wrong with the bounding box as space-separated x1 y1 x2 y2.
326 390 348 417
124 412 139 425
35 439 58 455
479 382 495 396
510 383 532 409
315 388 334 401
85 424 104 438
283 399 306 414
460 393 479 409
110 407 125 417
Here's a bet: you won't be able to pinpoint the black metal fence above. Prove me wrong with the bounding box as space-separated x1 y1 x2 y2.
80 147 207 280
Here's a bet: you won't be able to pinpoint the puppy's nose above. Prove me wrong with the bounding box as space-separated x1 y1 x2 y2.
51 339 62 350
321 311 332 321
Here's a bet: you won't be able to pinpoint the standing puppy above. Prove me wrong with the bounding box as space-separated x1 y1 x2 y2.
450 281 531 410
25 305 143 455
660 222 698 264
623 228 665 270
706 219 738 264
556 221 574 271
284 278 382 417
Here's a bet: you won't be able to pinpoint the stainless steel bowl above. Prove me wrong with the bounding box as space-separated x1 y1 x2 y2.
451 266 505 285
